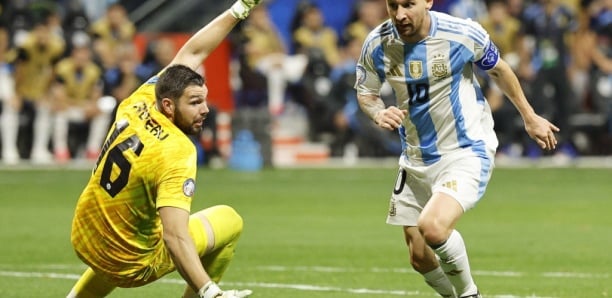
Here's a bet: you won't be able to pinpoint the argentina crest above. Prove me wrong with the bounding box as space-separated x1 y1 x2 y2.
431 53 449 80
408 61 423 79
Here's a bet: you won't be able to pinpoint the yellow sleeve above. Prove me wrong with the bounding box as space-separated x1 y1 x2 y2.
155 139 198 212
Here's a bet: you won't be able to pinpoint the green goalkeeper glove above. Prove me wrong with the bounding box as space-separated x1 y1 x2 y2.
229 0 262 20
198 281 252 298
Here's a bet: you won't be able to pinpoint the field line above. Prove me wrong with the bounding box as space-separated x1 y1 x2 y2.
3 263 610 279
0 269 559 298
256 265 610 279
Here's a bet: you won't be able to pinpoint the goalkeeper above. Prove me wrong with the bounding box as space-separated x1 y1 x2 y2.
67 1 260 297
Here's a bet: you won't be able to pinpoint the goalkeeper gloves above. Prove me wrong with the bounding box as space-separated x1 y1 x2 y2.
229 0 262 20
198 281 252 298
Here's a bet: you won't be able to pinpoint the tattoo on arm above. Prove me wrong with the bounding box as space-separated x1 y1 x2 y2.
357 94 386 123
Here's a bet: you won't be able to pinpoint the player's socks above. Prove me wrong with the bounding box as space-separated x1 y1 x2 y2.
422 266 457 298
1 104 20 163
31 105 53 162
53 112 70 156
431 230 478 297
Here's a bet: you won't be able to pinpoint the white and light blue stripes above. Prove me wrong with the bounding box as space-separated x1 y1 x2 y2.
356 10 499 165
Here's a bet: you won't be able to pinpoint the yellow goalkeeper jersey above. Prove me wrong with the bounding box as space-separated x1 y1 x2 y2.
71 75 198 278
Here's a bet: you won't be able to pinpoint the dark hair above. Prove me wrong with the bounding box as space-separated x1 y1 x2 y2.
155 64 205 104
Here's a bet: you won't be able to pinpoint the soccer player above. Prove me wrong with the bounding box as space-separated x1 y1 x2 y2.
354 0 559 297
67 1 260 297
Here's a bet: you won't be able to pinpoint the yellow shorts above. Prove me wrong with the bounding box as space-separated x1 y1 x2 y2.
88 205 240 288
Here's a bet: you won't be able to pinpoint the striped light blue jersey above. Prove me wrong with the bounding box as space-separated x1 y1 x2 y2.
355 11 499 165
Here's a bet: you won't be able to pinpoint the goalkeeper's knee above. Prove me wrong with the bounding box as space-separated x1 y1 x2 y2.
193 205 243 251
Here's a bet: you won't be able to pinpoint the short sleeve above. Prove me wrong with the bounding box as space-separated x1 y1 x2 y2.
468 19 500 71
354 39 383 95
156 143 198 212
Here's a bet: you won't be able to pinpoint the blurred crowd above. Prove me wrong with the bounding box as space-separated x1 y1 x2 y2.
0 0 610 166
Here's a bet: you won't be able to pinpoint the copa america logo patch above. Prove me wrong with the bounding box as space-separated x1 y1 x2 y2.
183 178 195 197
356 65 367 85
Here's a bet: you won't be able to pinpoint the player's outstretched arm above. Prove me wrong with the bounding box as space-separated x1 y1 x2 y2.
169 0 261 71
486 58 559 150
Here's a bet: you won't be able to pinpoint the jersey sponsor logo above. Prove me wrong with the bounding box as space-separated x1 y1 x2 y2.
356 65 367 85
387 63 403 77
183 178 196 197
408 61 423 79
431 54 449 80
442 180 458 192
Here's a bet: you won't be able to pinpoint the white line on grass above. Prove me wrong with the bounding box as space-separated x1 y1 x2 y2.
0 269 559 298
255 265 610 279
5 264 609 280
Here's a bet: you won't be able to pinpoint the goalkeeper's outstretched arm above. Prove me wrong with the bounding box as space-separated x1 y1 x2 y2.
168 0 261 71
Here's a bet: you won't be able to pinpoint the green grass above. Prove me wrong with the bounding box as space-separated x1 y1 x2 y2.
0 167 610 297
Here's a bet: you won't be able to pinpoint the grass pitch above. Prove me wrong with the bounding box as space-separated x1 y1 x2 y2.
0 166 610 297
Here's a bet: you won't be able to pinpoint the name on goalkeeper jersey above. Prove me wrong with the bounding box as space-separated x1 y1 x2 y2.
133 102 169 141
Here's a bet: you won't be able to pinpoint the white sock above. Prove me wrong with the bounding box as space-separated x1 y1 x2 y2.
1 103 20 158
87 112 111 152
432 230 478 297
422 266 457 298
53 112 70 153
266 67 286 113
32 105 52 154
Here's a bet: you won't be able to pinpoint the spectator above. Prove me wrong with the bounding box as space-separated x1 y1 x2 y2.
49 39 111 162
519 0 579 159
479 0 524 158
327 33 402 158
89 3 135 62
448 0 488 20
507 0 527 19
292 2 341 68
240 4 307 116
290 2 343 140
232 4 296 167
2 0 31 48
62 0 91 55
0 24 20 164
584 0 612 140
136 37 176 82
109 42 141 103
344 0 386 44
89 3 135 45
12 17 65 163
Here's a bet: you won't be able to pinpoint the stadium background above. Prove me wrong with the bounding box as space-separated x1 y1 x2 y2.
1 0 610 167
0 1 610 297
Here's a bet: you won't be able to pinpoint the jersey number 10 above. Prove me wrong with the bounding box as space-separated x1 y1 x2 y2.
408 83 430 105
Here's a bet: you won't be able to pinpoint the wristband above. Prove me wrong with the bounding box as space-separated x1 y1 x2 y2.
230 0 250 20
198 281 222 298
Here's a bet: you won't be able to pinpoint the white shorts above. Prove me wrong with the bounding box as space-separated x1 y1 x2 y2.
386 148 495 226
